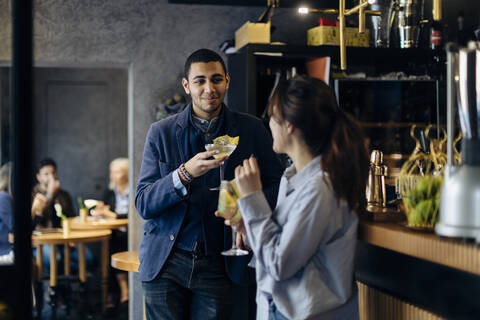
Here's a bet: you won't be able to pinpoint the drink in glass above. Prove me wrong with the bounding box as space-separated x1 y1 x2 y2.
206 135 239 189
217 180 248 256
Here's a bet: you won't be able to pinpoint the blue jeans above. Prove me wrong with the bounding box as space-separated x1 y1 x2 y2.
269 300 289 320
142 248 232 320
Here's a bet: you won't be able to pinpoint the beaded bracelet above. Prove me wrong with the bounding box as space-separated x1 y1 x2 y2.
177 167 190 184
179 163 193 183
176 168 186 183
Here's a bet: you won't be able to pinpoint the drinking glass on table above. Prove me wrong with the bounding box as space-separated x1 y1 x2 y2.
217 180 249 256
205 142 237 190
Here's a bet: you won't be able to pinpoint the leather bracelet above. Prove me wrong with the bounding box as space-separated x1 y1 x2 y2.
179 163 193 183
177 168 189 184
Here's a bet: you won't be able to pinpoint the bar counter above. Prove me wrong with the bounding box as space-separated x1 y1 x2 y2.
356 219 480 319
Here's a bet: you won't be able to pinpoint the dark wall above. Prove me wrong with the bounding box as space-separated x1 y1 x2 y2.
32 67 128 203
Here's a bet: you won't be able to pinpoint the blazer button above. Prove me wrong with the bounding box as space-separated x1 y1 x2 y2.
169 234 174 241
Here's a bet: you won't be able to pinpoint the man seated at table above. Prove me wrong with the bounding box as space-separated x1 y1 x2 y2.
31 158 94 275
31 158 75 227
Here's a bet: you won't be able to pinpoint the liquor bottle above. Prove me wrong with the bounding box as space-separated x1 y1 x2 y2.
430 19 443 50
429 14 445 81
430 0 443 50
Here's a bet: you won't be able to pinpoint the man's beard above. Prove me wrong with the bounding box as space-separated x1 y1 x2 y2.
199 101 222 114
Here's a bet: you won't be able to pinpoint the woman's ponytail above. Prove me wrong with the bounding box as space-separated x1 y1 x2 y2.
321 112 369 214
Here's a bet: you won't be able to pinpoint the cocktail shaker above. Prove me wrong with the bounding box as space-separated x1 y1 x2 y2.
366 150 388 211
391 0 425 48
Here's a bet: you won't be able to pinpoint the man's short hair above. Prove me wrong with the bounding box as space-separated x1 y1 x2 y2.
184 49 227 79
38 158 57 172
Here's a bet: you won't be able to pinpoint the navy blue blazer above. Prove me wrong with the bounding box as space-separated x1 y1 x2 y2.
135 104 283 282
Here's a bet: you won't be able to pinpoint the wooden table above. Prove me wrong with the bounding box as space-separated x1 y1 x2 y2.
111 250 139 272
111 251 143 319
33 229 111 317
68 216 128 231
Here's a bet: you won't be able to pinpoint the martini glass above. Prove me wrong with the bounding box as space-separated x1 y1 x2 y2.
217 180 249 256
205 143 237 190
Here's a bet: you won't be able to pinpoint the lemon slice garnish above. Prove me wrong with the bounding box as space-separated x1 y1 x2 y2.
213 135 239 146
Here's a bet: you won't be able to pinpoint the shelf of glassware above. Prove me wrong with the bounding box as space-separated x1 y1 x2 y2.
358 220 480 276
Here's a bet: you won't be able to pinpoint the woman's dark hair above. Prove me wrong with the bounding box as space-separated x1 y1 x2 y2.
268 75 369 214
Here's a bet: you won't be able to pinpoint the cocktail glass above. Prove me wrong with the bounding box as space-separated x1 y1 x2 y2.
217 180 249 256
205 143 237 190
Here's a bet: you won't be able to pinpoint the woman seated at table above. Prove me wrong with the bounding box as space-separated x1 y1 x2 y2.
91 157 129 313
0 162 14 265
225 76 369 319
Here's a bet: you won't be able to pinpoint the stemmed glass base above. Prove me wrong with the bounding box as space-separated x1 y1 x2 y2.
222 247 249 256
221 229 249 256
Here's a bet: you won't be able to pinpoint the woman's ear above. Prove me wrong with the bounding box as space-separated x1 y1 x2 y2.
285 121 295 135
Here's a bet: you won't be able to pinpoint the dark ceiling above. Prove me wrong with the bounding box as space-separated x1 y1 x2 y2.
167 0 346 8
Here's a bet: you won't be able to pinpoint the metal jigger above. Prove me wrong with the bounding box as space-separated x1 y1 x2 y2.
435 42 480 242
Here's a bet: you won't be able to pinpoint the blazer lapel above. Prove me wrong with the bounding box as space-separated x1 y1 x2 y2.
223 106 239 172
175 104 192 164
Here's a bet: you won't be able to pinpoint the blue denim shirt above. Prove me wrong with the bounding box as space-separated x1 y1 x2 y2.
238 156 359 319
173 109 224 251
172 114 221 197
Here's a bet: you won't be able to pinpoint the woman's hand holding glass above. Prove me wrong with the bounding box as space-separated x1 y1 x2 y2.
226 219 250 250
215 210 248 247
234 156 263 197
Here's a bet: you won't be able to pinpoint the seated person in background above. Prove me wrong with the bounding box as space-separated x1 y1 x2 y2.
91 157 129 312
92 157 129 219
0 162 14 265
31 158 93 275
31 158 74 227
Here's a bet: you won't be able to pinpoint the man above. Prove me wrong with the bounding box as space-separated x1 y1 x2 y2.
31 158 75 227
31 158 80 310
136 49 283 319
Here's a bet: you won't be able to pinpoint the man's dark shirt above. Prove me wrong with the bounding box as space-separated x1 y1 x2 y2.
32 184 75 228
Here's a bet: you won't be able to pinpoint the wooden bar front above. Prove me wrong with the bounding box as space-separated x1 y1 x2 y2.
356 220 480 319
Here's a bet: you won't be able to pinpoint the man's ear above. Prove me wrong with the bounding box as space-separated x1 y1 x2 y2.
182 78 190 95
225 73 230 89
36 173 40 183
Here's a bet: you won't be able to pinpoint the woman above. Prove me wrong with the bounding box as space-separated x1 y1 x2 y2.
91 157 129 313
0 162 13 264
231 76 368 319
